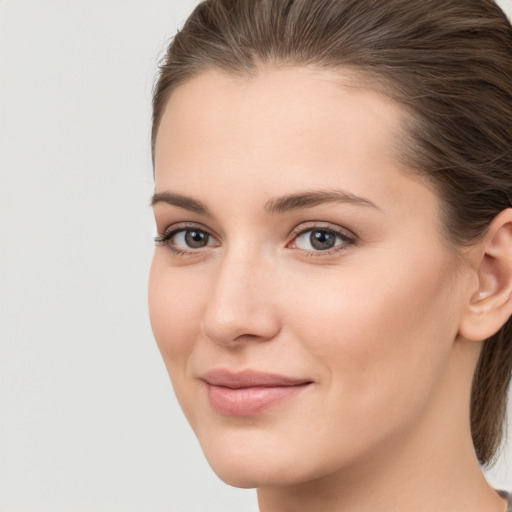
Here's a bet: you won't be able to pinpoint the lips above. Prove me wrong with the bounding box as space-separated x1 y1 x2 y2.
201 370 313 416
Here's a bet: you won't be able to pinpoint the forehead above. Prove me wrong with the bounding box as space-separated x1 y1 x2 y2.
154 66 432 218
155 66 405 170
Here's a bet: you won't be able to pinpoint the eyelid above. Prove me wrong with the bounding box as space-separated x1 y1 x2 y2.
156 221 217 239
289 221 356 241
287 222 357 254
154 222 220 254
154 220 357 257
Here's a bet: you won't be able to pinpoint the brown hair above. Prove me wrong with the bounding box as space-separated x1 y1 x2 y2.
151 0 512 466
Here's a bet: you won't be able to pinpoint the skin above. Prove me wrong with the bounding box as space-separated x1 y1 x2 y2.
149 67 510 512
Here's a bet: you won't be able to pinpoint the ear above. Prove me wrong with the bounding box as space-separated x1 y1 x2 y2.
458 208 512 342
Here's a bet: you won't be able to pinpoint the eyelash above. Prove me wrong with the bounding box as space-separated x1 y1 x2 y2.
288 223 357 257
154 222 218 257
154 222 357 257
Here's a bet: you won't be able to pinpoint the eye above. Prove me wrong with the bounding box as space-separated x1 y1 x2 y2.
289 226 355 253
154 225 219 253
174 229 213 249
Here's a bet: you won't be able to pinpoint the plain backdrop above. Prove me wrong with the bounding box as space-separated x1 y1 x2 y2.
1 1 511 511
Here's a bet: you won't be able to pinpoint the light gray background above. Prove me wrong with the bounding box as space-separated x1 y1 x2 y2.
1 1 511 511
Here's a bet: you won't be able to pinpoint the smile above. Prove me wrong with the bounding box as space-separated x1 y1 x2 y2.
202 370 313 417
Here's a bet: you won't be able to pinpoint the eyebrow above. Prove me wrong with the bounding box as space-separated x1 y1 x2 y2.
150 189 379 216
264 189 380 214
151 192 211 215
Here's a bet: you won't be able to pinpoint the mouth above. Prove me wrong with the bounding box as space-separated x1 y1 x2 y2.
201 369 314 417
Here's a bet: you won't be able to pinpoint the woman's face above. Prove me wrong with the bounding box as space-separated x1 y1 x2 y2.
149 67 473 487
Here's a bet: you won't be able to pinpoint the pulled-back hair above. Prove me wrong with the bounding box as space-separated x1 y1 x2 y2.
151 0 512 466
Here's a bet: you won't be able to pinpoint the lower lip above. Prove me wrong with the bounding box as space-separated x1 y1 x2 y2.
207 384 310 416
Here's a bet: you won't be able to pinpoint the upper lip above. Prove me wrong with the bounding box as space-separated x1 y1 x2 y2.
201 369 313 389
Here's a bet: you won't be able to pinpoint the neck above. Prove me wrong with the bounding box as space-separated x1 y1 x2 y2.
257 341 506 512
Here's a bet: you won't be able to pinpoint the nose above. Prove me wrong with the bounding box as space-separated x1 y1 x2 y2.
200 250 281 347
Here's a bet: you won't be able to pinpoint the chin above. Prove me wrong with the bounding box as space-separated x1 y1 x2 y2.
206 455 308 489
210 464 262 489
196 426 335 489
197 432 284 488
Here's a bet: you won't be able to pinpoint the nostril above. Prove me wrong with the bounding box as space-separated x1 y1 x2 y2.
200 307 281 347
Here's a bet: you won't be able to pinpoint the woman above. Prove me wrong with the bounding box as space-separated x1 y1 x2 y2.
148 0 512 510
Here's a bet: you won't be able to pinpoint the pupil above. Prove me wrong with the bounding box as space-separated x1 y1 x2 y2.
185 230 208 248
310 230 335 250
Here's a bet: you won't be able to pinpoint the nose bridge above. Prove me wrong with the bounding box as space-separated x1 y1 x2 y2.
201 243 280 345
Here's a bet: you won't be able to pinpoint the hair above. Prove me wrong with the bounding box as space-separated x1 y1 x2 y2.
151 0 512 466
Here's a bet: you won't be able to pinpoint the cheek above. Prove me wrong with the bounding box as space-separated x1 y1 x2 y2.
286 251 459 422
148 255 205 366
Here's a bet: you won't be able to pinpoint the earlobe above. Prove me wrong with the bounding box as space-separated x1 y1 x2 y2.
459 208 512 342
